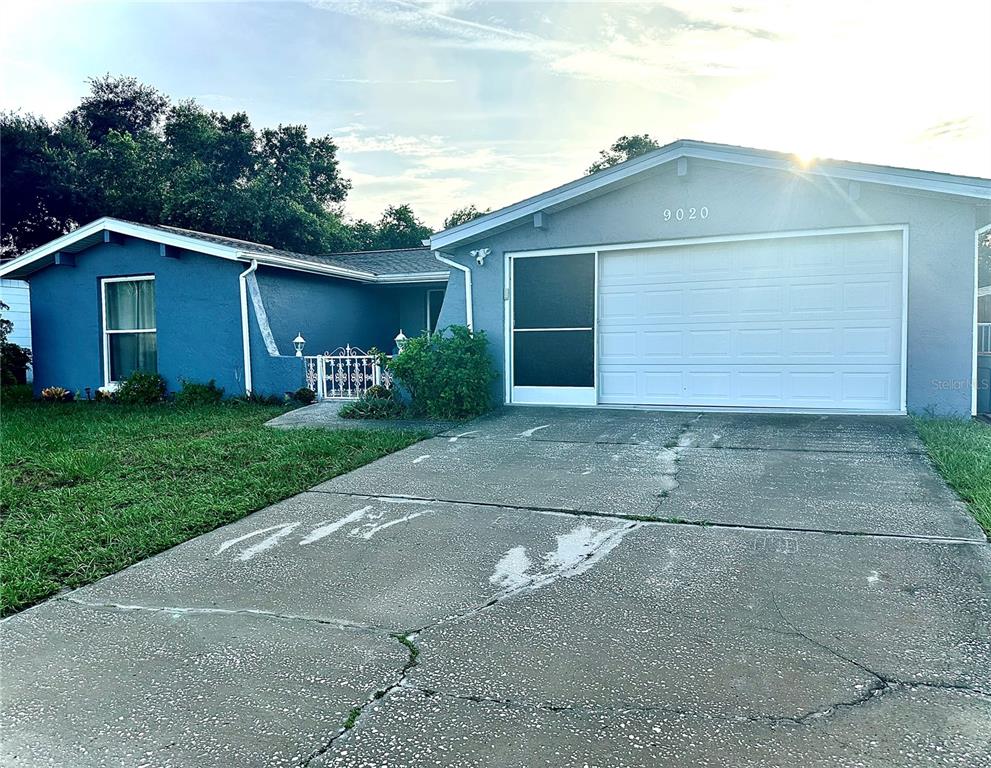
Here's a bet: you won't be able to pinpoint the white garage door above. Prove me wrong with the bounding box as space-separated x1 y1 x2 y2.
598 230 904 412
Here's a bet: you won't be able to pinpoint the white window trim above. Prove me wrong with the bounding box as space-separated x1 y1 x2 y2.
101 275 156 387
426 288 445 335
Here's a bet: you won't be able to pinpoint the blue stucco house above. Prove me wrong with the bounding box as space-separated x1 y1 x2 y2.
0 218 448 398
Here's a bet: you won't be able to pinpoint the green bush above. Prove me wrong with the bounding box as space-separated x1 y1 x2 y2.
175 378 224 405
288 387 316 405
117 371 167 404
386 325 496 419
234 392 283 405
339 395 407 420
3 384 34 404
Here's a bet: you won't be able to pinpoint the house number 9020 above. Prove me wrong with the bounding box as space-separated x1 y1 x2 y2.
663 206 708 222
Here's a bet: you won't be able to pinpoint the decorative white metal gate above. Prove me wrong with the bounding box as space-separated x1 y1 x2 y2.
304 346 391 400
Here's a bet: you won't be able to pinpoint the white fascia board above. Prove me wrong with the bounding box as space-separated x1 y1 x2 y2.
243 252 375 281
0 217 453 285
374 272 449 284
240 254 446 284
429 140 991 251
0 217 243 278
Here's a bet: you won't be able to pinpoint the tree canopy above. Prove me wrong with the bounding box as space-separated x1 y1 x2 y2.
1 75 435 258
443 204 490 229
586 134 661 174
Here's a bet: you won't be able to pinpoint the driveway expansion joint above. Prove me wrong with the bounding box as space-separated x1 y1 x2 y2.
311 491 989 545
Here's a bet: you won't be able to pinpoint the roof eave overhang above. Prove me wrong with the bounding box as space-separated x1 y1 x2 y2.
0 218 447 284
429 141 991 252
0 217 244 279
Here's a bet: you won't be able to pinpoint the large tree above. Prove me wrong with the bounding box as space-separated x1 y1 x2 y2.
443 204 489 229
1 75 434 257
370 204 433 250
586 134 661 174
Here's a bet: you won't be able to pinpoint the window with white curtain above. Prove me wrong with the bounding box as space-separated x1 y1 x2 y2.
101 276 157 384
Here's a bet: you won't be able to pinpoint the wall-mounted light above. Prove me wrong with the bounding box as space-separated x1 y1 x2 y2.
395 329 408 351
293 333 306 357
470 247 491 266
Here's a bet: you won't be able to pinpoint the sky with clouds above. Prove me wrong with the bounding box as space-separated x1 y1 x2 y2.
2 1 989 227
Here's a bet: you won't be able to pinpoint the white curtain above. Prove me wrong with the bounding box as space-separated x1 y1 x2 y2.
105 280 155 330
105 280 157 380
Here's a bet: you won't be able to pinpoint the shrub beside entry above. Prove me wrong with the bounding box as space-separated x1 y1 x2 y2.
385 325 496 420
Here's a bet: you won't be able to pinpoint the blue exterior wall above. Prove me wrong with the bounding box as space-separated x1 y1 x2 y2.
436 159 987 415
28 237 245 396
254 267 445 355
24 236 445 398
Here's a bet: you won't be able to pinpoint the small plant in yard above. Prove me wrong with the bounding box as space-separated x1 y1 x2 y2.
40 386 73 403
288 386 316 405
94 385 117 402
385 325 496 419
117 371 167 404
236 391 284 405
339 391 407 420
175 378 225 405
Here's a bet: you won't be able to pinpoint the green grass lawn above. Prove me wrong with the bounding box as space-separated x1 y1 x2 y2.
0 402 426 615
914 416 991 537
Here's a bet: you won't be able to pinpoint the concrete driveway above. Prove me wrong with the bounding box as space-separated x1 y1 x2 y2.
2 408 989 767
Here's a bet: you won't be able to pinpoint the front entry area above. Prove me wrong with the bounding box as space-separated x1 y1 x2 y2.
508 227 906 413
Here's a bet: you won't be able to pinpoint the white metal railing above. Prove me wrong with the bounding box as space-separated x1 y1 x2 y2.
304 346 391 400
979 324 991 355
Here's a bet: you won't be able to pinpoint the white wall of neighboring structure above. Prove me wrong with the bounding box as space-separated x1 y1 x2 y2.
1 279 33 380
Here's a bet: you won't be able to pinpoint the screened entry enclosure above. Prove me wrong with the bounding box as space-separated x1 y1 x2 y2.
510 253 596 405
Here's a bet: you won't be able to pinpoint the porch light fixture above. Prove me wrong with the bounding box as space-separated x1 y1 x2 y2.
394 329 408 351
293 333 306 357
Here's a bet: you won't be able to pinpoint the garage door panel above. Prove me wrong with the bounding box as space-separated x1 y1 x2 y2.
599 364 901 408
600 322 898 366
599 291 637 322
841 326 900 358
843 281 895 312
598 231 904 411
640 290 683 320
737 329 783 357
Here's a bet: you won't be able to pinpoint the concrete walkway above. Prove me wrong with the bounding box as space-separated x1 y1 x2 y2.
2 409 989 767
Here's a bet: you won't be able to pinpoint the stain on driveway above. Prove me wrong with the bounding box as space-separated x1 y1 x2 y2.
2 408 989 767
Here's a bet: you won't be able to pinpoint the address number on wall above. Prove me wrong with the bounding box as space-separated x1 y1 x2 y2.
663 206 709 222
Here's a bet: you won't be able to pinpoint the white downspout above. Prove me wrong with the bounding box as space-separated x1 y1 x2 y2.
433 251 473 331
239 259 258 396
